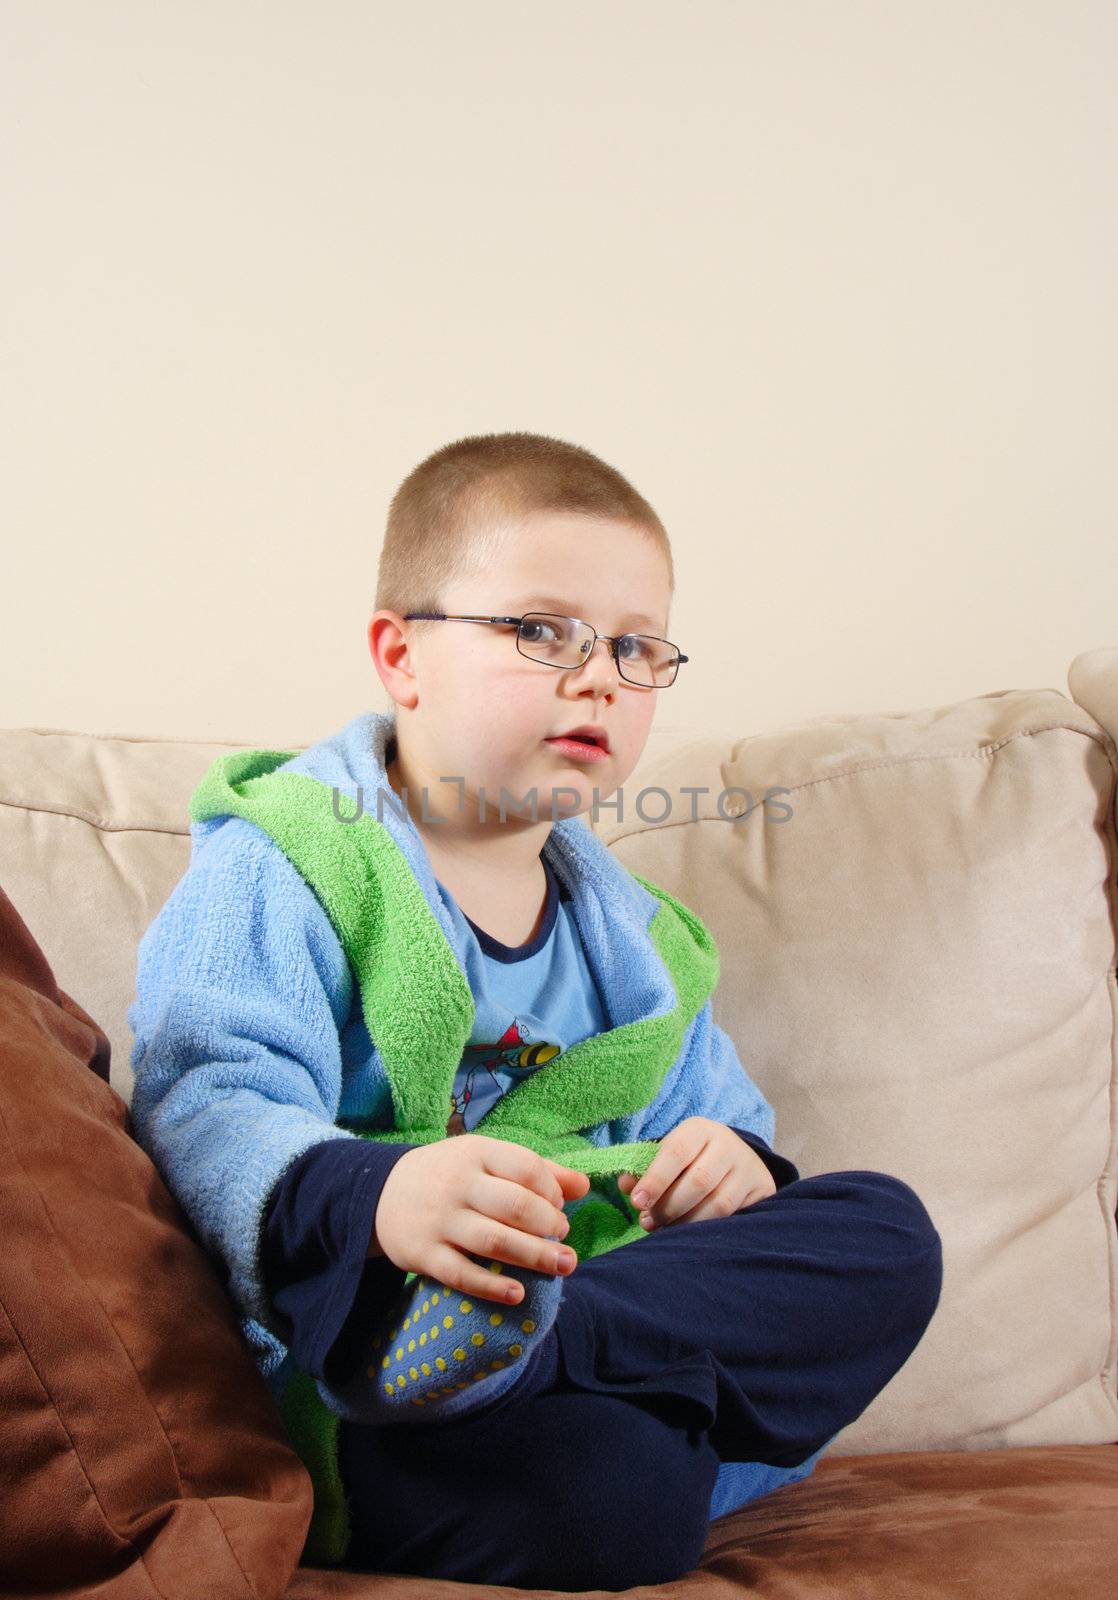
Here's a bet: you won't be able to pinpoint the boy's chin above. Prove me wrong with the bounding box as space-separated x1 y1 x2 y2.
541 781 623 826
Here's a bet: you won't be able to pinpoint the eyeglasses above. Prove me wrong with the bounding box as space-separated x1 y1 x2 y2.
402 611 689 689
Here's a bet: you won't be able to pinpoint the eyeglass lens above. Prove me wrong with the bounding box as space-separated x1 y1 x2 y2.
517 612 679 687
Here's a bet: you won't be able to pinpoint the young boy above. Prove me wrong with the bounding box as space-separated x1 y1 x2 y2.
128 431 943 1590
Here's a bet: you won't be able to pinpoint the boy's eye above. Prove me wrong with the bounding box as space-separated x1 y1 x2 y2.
519 619 562 644
617 634 650 660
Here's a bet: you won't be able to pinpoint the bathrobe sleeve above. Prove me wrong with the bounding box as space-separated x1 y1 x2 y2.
127 814 379 1343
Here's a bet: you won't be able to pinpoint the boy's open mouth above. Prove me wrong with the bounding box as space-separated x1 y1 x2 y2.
544 726 611 761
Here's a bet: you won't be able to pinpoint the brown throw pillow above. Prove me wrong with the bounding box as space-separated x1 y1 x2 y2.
0 882 313 1598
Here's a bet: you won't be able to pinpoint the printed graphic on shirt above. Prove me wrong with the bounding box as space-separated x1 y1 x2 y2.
446 1018 561 1135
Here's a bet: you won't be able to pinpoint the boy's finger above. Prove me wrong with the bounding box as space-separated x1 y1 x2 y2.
537 1158 575 1203
630 1138 694 1211
553 1162 590 1190
544 1162 587 1205
633 1120 713 1203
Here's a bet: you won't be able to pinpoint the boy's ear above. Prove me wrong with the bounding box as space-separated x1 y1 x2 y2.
368 611 419 709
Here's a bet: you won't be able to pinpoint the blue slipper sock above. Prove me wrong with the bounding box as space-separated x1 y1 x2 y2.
317 1250 567 1426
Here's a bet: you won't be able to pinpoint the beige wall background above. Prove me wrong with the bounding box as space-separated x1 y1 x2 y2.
3 1 1115 750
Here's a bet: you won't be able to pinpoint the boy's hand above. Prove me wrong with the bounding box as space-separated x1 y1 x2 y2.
373 1135 591 1306
616 1116 776 1229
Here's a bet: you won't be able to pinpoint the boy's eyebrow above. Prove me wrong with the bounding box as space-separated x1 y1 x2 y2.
507 595 663 631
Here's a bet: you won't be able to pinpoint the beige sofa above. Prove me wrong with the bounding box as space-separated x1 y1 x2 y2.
1 648 1116 1598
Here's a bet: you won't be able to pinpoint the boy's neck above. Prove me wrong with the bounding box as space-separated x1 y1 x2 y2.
384 736 555 901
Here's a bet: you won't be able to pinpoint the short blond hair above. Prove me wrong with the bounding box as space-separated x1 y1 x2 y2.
374 431 673 619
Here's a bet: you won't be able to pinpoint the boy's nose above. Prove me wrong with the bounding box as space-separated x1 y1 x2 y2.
577 636 620 676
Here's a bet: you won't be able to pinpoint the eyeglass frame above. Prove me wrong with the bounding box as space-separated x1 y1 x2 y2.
401 611 690 688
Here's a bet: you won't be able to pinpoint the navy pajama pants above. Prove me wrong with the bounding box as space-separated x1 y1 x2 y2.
337 1168 944 1591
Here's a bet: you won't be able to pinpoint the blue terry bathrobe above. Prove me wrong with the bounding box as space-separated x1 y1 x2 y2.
127 708 818 1563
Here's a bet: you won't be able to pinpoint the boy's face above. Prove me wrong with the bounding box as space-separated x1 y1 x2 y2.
379 510 674 826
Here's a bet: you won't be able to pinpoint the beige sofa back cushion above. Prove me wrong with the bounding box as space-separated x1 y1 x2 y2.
592 681 1118 1460
1 657 1116 1463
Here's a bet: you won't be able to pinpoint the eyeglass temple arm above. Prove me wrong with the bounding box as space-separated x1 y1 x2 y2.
401 613 522 625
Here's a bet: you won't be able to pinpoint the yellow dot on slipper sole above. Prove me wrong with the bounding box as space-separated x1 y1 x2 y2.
376 1283 524 1393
